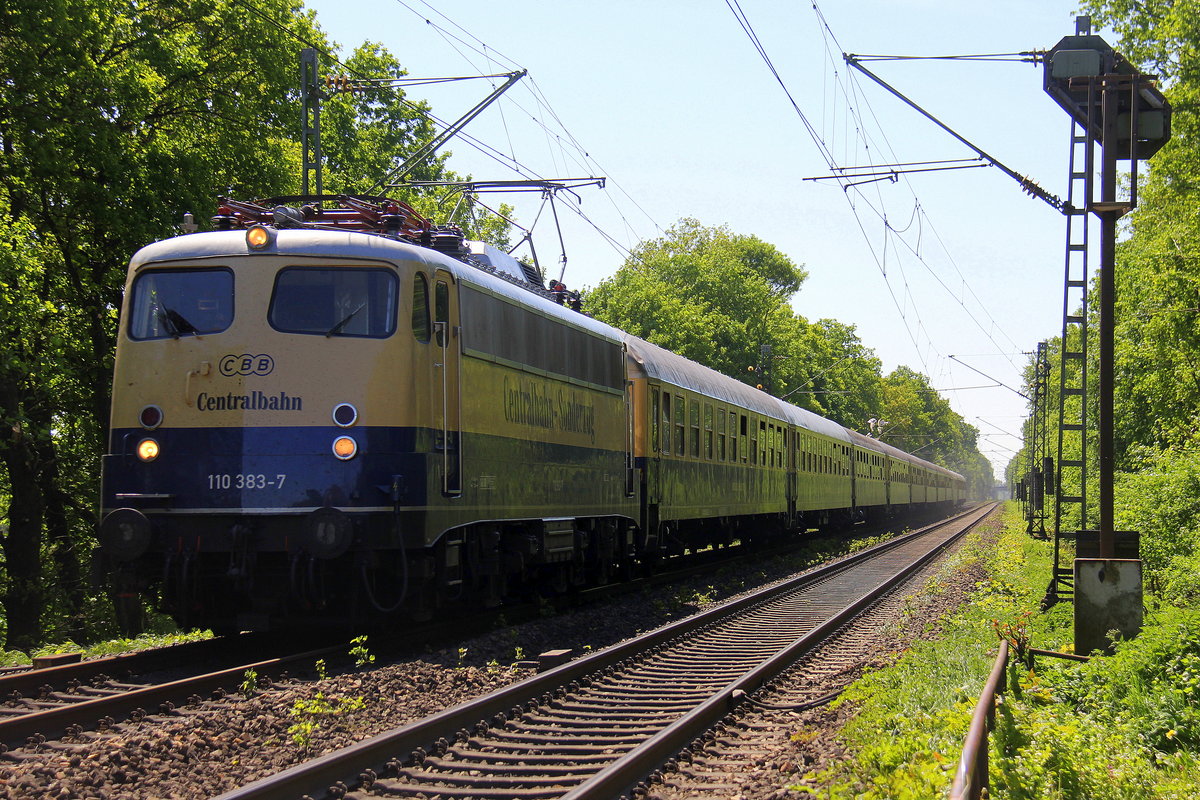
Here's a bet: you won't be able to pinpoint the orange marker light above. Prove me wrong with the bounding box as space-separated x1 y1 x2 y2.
137 438 160 462
332 436 358 460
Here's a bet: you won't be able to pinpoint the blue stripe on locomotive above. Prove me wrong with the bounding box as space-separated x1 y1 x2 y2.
103 426 428 511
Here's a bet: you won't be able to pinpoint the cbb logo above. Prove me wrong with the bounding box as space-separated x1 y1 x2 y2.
219 354 275 377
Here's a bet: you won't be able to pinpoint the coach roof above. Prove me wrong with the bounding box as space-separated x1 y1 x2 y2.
623 335 851 442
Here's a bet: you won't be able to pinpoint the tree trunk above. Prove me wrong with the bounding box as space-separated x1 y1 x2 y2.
0 380 45 651
41 446 87 644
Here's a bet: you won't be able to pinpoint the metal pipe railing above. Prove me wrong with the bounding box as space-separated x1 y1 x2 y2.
950 642 1090 799
949 639 1009 800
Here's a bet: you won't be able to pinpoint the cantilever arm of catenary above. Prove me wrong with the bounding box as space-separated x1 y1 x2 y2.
843 54 1066 213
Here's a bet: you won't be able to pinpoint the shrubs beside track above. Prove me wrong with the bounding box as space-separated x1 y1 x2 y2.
800 503 1200 799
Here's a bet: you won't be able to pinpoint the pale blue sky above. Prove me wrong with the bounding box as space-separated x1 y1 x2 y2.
302 0 1104 478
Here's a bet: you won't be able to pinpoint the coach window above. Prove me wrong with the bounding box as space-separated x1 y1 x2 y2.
675 395 686 457
689 400 700 458
717 408 727 461
704 404 714 460
662 392 672 455
730 412 738 462
411 274 431 342
651 388 661 453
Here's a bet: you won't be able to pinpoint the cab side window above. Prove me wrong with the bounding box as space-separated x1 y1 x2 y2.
412 273 431 342
434 280 450 346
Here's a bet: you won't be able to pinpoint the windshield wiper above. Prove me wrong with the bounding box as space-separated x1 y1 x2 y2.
158 308 199 339
326 303 367 337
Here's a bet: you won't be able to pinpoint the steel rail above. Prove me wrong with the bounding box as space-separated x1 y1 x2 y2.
216 504 995 800
0 643 346 750
563 503 995 799
0 634 270 699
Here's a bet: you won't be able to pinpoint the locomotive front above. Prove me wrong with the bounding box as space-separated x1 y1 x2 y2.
98 224 428 631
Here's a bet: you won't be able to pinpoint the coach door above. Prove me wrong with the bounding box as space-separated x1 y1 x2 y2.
433 270 462 496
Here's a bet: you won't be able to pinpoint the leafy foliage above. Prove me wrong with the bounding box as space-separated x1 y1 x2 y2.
1114 444 1200 597
0 0 500 649
991 605 1200 799
878 367 992 494
587 217 809 382
287 691 366 750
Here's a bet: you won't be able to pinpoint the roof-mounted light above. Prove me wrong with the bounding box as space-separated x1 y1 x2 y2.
246 224 275 250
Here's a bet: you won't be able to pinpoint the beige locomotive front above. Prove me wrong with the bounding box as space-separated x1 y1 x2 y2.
101 228 636 571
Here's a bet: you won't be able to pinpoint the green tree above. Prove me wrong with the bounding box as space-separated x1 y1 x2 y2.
1082 0 1200 459
587 217 809 384
0 0 329 649
781 318 883 429
878 367 992 496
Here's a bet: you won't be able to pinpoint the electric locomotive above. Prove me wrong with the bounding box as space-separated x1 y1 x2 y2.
96 196 965 632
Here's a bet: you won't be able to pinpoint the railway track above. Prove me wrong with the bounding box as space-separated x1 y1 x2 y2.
0 633 343 752
0 513 923 758
217 503 996 800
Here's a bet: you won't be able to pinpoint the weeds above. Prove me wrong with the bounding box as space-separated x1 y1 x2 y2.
349 635 374 669
287 692 366 751
239 668 260 699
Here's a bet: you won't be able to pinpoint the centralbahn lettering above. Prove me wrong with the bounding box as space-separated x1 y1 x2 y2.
503 376 596 441
197 390 302 411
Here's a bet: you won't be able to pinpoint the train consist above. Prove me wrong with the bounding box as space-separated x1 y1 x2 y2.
97 196 966 631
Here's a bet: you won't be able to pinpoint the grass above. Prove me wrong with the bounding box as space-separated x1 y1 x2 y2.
0 629 214 667
793 503 1066 798
793 503 1200 799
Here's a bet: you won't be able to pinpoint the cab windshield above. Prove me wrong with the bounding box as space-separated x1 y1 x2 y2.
269 267 397 338
128 268 234 340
